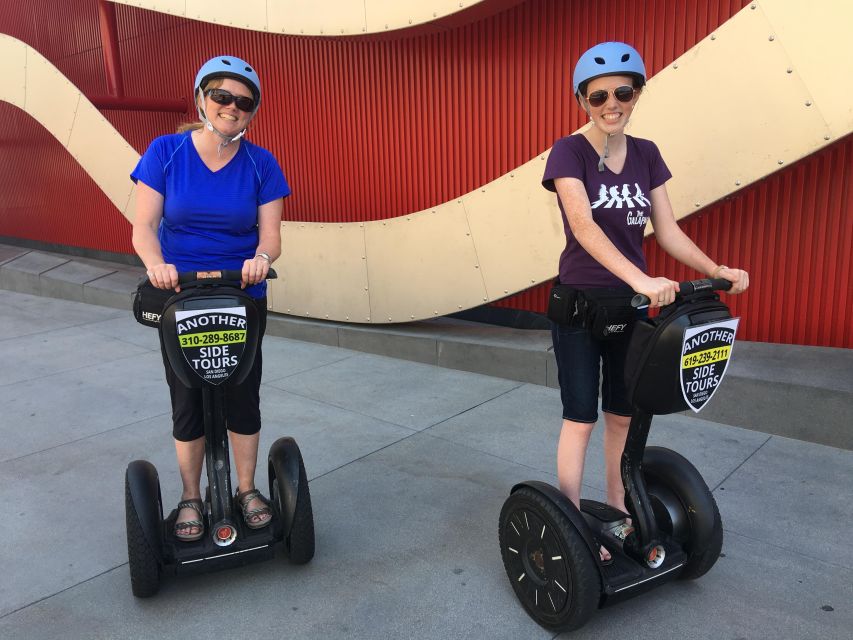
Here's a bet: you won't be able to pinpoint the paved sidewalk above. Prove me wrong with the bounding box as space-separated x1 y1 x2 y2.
0 290 850 640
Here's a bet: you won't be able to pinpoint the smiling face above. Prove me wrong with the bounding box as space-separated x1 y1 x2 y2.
199 77 255 135
583 74 640 136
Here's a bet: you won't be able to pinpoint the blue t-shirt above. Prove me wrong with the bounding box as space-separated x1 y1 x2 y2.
542 134 671 288
130 132 290 298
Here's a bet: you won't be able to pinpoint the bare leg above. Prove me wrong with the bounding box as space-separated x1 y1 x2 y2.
557 418 615 562
175 437 205 536
556 419 595 508
602 412 631 514
229 431 271 526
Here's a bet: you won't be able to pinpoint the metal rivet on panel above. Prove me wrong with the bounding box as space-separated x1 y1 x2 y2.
787 68 793 74
409 19 412 24
411 315 415 319
710 35 716 40
673 63 678 69
805 101 812 106
388 317 392 321
481 189 485 193
751 4 756 9
768 35 775 41
824 135 831 140
735 180 741 186
778 160 784 165
695 203 701 207
504 290 508 294
364 286 368 290
474 265 479 268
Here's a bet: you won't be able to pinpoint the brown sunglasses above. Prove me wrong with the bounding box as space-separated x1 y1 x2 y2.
586 85 636 108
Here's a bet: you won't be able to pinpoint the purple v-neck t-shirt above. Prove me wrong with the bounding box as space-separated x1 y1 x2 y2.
542 134 671 288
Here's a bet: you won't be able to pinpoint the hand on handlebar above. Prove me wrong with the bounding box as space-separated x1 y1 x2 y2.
241 255 270 289
714 266 749 294
147 263 180 292
634 276 680 309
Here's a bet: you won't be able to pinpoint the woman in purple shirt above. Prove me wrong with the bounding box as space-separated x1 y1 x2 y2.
542 42 749 562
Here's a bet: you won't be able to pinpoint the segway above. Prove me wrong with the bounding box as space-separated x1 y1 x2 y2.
124 269 314 597
499 278 739 631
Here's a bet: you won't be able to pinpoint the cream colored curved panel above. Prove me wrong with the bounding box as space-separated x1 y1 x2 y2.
271 221 371 321
627 0 843 225
114 0 489 35
0 35 140 219
2 0 851 324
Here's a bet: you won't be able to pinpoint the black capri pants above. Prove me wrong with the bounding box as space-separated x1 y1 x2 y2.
160 297 267 442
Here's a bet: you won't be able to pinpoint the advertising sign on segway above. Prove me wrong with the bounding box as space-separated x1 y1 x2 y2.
175 306 247 385
679 318 739 412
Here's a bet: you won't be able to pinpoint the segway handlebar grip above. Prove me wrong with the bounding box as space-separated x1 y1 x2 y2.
176 268 278 285
630 278 732 308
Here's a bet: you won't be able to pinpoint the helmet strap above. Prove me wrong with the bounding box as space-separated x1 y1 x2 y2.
598 134 611 173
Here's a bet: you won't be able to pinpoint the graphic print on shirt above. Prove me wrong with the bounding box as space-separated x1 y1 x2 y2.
590 183 651 226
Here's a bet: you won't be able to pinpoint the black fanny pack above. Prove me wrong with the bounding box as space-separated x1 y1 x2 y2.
132 279 177 328
579 287 636 340
547 283 636 341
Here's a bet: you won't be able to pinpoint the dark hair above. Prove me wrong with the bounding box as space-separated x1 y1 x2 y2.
577 73 644 99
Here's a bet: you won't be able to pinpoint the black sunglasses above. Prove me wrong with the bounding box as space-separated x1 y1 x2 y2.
586 85 636 108
205 88 255 112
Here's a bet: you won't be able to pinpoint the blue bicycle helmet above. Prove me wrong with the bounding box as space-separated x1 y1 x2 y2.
194 55 262 111
572 42 646 97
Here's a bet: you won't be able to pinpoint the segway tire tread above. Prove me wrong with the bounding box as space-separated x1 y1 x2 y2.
285 453 315 565
499 488 600 632
643 446 723 581
125 480 161 597
678 496 722 580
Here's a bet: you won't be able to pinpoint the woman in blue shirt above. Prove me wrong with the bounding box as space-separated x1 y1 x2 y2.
131 56 290 541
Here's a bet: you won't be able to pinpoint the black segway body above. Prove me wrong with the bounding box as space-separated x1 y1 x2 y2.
124 271 314 597
500 279 736 631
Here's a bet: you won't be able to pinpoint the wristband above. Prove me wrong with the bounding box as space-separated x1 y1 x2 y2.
255 252 272 263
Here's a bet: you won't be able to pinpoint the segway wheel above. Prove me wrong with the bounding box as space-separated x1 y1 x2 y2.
499 488 600 632
643 446 723 580
270 445 315 565
124 465 162 597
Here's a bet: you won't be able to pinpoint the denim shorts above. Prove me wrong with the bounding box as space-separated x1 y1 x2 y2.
550 320 635 423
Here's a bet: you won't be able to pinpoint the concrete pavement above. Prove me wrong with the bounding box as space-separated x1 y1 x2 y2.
0 289 850 640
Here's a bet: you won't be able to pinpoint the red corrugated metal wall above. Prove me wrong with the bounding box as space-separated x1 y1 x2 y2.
2 0 850 347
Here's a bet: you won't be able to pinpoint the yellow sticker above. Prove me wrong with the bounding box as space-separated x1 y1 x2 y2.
681 345 731 369
179 330 246 348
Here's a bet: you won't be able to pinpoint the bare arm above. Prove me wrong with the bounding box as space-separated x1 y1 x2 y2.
554 177 678 306
241 197 283 286
131 181 179 291
649 184 749 294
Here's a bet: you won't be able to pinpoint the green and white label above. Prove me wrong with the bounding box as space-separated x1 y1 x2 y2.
175 307 247 385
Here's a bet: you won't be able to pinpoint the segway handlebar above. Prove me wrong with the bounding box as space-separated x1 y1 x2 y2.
176 268 278 286
631 278 732 309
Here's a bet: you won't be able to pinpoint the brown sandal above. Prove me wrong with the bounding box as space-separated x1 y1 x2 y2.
173 498 205 542
236 488 273 529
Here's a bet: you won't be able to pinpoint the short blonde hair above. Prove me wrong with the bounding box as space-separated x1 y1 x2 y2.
176 78 224 133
